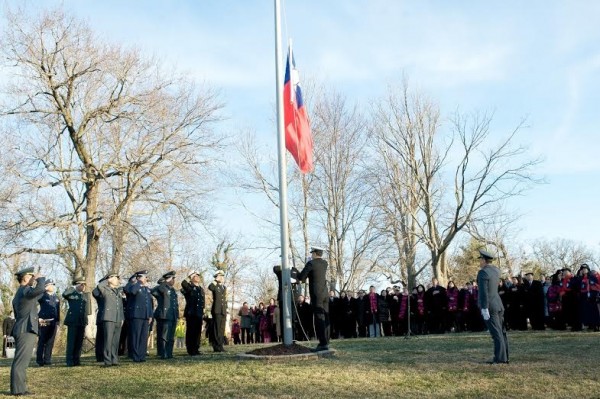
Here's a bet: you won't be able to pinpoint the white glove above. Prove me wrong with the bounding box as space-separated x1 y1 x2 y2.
481 308 490 321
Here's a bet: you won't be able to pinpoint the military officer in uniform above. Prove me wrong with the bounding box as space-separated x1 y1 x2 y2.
124 270 153 362
152 271 179 359
180 270 205 356
10 267 45 396
208 270 227 352
63 276 90 367
477 249 509 364
297 246 331 351
94 272 124 367
36 279 60 366
92 275 107 362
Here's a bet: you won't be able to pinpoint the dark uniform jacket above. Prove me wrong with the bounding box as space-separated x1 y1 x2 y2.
12 277 46 336
92 286 105 325
208 282 227 316
124 281 154 320
38 292 60 323
63 287 90 326
152 283 179 321
297 258 329 308
181 280 205 318
94 280 124 323
477 264 504 313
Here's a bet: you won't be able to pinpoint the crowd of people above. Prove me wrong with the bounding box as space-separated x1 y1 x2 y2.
229 263 600 344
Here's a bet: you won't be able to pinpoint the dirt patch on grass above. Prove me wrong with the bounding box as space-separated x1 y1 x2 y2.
245 343 313 356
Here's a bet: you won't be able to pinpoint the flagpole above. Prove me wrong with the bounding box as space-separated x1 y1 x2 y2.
274 0 293 346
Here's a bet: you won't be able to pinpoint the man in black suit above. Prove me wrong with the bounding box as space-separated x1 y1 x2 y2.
180 270 205 356
477 249 509 364
10 267 46 396
152 271 179 359
36 279 60 366
208 270 227 352
297 246 330 351
63 277 90 367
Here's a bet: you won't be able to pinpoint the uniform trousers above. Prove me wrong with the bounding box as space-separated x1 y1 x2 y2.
10 331 36 395
129 318 149 362
65 325 85 366
212 313 226 351
485 310 509 363
95 323 105 362
185 316 202 355
103 321 122 365
156 319 176 358
36 323 57 365
313 300 330 348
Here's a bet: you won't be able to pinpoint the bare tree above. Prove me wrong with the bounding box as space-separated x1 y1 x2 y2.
373 82 542 285
530 238 597 275
0 8 222 286
311 91 384 291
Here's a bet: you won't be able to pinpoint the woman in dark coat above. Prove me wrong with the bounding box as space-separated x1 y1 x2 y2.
378 290 392 336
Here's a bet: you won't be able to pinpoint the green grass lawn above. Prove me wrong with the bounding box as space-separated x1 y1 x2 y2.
0 331 598 398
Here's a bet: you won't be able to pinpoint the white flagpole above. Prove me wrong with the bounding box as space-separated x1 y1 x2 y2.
274 0 293 346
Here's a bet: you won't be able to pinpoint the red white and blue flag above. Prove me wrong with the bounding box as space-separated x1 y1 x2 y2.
283 46 313 174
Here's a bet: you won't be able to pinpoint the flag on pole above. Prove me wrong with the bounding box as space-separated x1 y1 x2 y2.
283 45 313 174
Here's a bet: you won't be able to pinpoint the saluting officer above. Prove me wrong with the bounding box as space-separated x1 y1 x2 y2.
36 279 60 366
181 270 205 356
152 271 179 359
297 246 330 351
63 276 90 367
124 270 153 362
208 270 227 352
10 267 46 396
92 275 107 362
94 272 124 367
477 249 509 364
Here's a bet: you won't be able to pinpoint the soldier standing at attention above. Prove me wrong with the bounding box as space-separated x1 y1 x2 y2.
63 276 89 367
94 272 124 367
36 279 60 366
477 249 509 364
152 271 178 359
124 270 153 362
10 267 45 396
180 270 205 356
297 246 331 352
208 270 227 352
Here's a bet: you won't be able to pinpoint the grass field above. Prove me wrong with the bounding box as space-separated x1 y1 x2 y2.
0 331 598 398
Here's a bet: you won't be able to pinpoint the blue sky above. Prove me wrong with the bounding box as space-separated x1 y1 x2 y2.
3 1 600 251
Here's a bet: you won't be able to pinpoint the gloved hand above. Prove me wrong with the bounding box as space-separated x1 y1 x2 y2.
481 308 490 321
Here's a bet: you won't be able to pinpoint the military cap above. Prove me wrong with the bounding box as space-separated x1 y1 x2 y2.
477 249 495 260
162 270 176 280
188 270 200 279
45 279 55 286
73 277 86 285
14 267 35 277
213 270 225 278
135 270 148 278
310 246 325 253
524 272 534 276
104 272 119 280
